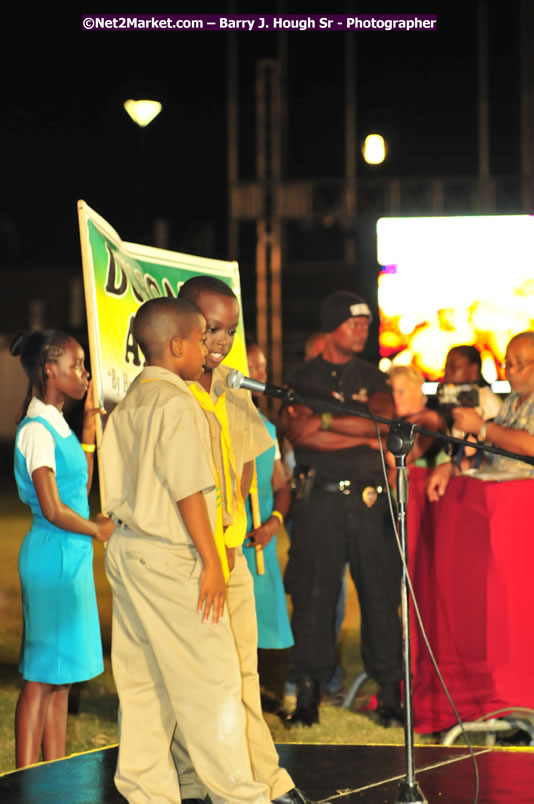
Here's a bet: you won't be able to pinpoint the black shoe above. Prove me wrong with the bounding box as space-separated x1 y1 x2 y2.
376 703 404 728
287 677 320 727
377 681 403 727
273 788 328 804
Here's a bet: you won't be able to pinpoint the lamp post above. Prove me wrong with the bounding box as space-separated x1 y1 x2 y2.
123 99 162 238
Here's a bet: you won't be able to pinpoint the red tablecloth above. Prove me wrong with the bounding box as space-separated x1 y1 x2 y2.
407 467 534 734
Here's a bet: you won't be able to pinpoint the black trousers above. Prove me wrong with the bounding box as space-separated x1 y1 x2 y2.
285 486 403 686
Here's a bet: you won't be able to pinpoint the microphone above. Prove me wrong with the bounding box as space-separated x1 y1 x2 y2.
226 370 294 402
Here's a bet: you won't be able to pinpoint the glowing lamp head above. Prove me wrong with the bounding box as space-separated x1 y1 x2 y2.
124 99 162 128
362 134 386 165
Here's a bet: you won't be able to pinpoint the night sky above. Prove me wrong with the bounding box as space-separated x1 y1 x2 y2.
0 0 523 330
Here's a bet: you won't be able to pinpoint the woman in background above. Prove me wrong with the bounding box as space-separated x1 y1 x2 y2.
387 365 446 476
11 330 113 768
243 342 293 653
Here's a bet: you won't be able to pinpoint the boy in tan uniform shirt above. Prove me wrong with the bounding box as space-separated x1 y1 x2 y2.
101 297 270 804
175 277 317 804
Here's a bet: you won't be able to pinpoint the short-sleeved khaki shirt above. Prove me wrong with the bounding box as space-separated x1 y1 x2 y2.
101 366 216 545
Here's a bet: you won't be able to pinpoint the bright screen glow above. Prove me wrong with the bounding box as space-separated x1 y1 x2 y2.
376 215 534 385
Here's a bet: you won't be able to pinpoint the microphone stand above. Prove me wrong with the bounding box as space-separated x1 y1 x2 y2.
255 380 534 803
388 420 426 804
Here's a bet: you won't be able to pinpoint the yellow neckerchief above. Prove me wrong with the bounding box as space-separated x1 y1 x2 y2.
139 378 229 580
188 382 248 549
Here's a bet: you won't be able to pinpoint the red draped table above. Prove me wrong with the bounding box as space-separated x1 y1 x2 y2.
407 467 534 734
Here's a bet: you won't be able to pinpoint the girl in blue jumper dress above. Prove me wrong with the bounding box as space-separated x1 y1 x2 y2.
11 330 114 768
242 343 293 651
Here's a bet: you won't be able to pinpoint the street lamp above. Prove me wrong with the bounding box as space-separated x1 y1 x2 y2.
123 99 162 127
362 133 386 165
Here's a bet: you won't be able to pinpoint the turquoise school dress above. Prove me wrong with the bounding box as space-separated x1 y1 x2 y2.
14 412 104 684
243 414 294 650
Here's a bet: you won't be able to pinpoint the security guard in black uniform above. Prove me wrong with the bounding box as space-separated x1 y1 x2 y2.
283 291 403 727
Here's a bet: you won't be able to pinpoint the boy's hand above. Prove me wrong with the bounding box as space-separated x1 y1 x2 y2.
177 491 227 623
198 562 226 624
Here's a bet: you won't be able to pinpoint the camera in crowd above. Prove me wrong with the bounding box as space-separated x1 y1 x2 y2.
436 383 480 427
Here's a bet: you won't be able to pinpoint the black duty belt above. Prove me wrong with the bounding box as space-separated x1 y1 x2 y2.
314 479 385 497
293 467 385 507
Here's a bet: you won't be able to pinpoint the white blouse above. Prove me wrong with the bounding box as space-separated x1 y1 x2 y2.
16 398 73 476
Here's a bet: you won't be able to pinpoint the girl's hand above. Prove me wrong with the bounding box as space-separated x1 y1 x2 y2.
245 516 278 548
94 513 115 542
82 380 106 445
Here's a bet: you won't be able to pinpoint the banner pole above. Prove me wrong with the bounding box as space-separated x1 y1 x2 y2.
77 200 107 512
249 465 265 575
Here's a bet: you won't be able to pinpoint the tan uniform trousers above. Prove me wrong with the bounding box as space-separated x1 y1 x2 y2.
105 528 270 804
172 547 294 800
